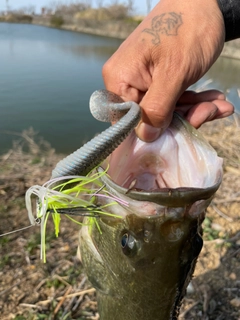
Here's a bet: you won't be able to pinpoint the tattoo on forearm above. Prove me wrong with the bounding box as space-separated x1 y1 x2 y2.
142 12 183 45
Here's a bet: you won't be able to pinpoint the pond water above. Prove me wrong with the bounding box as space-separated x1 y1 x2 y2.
0 23 239 154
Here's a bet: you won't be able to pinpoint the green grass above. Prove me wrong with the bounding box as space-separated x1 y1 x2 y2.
26 231 55 255
46 278 64 289
203 217 220 241
31 157 41 164
50 15 64 28
203 217 231 248
0 236 9 247
0 254 10 269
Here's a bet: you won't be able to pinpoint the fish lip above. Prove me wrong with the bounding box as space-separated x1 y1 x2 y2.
98 113 223 207
98 167 222 207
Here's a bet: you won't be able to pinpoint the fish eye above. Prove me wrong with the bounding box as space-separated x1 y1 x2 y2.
121 232 138 257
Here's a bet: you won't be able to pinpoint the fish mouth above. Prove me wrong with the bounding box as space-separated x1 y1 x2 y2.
100 114 223 207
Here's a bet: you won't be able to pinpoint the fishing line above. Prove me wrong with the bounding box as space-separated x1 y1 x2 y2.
0 203 102 238
0 217 41 237
24 168 128 262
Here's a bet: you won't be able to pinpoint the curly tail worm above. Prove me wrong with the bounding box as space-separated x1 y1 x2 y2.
51 90 141 178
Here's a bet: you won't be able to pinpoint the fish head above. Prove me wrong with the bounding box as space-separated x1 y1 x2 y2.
79 113 223 318
80 211 204 295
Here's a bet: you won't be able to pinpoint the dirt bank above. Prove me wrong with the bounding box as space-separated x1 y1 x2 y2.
0 116 239 319
31 15 139 40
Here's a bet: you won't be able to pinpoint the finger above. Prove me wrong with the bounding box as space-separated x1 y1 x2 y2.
102 51 151 103
185 99 234 128
178 90 226 104
175 90 231 119
212 100 235 119
136 72 185 141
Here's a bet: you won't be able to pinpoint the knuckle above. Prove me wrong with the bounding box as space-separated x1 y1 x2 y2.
141 103 172 129
102 60 111 79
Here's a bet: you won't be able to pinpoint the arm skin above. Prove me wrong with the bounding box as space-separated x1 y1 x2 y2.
102 0 235 142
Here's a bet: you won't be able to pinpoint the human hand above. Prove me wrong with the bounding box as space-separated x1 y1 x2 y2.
175 89 234 128
102 0 234 141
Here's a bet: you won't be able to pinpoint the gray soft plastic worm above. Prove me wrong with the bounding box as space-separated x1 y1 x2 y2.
51 89 141 178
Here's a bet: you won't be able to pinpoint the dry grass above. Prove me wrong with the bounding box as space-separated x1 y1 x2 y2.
0 117 239 320
180 115 240 319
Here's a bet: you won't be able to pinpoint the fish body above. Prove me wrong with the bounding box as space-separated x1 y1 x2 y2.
81 213 204 320
79 114 223 319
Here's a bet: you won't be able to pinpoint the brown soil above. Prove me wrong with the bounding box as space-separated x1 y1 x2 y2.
0 118 239 320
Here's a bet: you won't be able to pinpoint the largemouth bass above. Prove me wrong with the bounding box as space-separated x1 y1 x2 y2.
79 113 223 320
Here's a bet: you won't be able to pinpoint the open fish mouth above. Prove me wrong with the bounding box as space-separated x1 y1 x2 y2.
99 114 223 209
79 114 223 320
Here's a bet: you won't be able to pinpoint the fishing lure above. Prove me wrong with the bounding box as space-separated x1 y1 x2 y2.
25 90 139 261
25 167 128 262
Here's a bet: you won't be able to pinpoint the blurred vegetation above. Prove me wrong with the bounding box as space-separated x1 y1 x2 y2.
50 15 64 28
50 1 134 20
0 13 32 23
0 1 144 23
0 1 144 40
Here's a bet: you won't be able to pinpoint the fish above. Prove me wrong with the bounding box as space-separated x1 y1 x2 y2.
79 113 223 320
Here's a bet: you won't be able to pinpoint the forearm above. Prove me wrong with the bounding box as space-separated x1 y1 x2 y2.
217 0 240 41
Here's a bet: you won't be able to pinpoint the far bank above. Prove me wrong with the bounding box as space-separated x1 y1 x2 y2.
1 13 240 59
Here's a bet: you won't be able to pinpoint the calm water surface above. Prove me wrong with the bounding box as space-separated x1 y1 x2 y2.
0 23 239 154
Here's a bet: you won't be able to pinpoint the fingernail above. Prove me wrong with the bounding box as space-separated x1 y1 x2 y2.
136 122 163 142
205 108 218 121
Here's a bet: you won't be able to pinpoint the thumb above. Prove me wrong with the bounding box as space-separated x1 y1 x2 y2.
136 75 184 142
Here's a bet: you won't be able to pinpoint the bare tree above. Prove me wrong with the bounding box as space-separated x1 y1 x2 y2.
21 5 35 15
127 0 134 15
82 0 92 7
6 0 9 14
48 1 58 13
55 2 91 15
127 0 133 10
108 0 119 5
146 0 152 14
107 2 129 19
96 0 104 8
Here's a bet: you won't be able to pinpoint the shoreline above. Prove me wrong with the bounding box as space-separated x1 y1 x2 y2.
31 15 138 40
32 17 240 60
31 21 131 40
1 16 240 58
